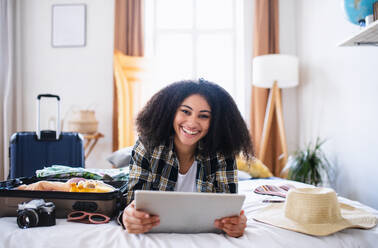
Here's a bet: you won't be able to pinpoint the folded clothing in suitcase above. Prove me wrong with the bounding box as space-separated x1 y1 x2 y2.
9 94 84 179
0 177 127 219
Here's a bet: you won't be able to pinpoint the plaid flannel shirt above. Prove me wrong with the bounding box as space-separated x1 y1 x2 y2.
125 138 238 206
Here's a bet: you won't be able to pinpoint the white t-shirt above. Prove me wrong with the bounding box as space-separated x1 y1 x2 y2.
175 161 197 192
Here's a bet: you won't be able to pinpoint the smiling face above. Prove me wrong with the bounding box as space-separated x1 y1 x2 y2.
173 94 211 151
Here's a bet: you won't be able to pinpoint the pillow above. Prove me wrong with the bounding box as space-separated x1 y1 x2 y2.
237 170 252 180
236 157 273 178
107 146 133 168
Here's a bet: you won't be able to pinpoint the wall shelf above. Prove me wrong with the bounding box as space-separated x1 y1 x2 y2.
339 20 378 46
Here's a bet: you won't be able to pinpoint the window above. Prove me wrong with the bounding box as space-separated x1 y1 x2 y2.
144 0 249 118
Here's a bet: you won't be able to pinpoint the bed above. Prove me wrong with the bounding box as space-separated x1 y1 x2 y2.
0 178 377 248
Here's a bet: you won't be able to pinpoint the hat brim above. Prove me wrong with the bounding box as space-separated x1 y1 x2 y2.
253 203 377 236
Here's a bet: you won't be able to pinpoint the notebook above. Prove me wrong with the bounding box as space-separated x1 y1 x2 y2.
134 190 246 233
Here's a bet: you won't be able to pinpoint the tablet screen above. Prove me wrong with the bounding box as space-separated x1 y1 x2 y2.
135 190 245 233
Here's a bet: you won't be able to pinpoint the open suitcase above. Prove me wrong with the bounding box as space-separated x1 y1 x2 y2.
0 177 127 218
9 94 84 179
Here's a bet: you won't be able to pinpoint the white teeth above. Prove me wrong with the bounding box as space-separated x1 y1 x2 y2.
182 127 199 135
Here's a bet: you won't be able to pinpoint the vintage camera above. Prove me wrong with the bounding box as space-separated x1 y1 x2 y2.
17 199 56 229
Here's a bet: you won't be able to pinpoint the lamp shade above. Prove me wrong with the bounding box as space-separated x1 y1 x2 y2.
252 54 299 88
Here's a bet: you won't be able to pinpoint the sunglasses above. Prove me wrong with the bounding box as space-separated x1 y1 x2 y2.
67 211 110 224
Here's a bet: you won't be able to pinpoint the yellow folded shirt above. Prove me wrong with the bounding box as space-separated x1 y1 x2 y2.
69 180 115 193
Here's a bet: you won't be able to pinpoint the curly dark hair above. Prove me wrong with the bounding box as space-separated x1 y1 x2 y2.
136 79 254 159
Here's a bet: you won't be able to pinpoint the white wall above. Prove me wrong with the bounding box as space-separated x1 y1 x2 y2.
19 0 115 168
294 0 378 208
279 0 298 155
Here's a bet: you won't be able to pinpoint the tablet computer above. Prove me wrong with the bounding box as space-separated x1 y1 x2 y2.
134 190 246 233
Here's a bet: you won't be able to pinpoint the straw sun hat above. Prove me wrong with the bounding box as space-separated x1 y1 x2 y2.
253 187 377 236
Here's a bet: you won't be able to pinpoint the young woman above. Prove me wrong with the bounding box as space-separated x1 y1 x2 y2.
121 79 254 237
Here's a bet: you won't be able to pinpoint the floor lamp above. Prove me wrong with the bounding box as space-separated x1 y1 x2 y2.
252 54 299 168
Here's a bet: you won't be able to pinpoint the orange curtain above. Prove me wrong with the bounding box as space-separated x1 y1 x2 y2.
113 51 148 149
113 0 144 151
251 0 282 176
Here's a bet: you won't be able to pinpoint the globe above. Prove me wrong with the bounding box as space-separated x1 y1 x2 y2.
342 0 374 25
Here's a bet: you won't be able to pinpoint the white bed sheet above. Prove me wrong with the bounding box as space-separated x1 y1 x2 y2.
0 179 377 248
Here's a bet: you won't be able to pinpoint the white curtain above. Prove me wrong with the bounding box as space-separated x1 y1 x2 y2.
0 0 22 180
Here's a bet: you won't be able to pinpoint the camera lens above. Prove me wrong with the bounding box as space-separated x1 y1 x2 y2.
17 209 39 229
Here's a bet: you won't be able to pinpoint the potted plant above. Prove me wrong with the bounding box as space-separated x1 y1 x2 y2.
286 138 332 186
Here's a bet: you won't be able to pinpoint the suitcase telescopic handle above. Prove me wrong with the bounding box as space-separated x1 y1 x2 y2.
37 94 60 101
36 94 61 140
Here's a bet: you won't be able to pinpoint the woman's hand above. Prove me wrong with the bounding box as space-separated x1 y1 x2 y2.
214 210 247 238
122 200 160 234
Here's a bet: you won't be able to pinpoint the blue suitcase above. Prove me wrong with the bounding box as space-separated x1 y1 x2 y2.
9 94 84 179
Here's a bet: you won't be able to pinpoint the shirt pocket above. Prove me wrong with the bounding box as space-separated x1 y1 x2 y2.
152 176 175 191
